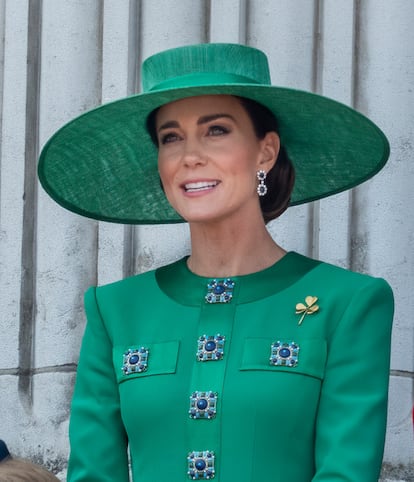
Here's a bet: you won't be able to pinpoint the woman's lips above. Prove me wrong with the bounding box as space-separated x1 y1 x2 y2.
183 180 219 193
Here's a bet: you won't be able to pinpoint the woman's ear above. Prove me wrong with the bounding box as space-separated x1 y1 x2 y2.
258 132 280 172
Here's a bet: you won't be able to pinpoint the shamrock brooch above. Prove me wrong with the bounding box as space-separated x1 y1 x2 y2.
295 296 319 325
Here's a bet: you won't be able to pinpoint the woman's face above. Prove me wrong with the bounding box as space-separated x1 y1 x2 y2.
156 95 278 225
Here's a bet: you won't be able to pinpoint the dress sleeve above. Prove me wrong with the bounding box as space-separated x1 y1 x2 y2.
313 277 394 482
67 287 130 482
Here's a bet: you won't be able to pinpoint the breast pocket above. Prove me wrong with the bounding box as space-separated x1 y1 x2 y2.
239 337 327 380
113 340 180 384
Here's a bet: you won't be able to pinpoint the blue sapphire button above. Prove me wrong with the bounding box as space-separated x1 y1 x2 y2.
197 398 208 410
189 391 218 419
187 451 215 479
279 348 291 358
129 354 139 364
195 459 206 471
122 347 149 375
270 341 299 367
213 284 225 295
205 341 216 352
197 335 225 362
205 278 235 303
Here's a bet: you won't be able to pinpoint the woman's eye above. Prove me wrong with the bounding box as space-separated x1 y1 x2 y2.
208 125 230 136
160 132 180 144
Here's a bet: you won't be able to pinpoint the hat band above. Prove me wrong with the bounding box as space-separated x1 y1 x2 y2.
146 72 264 92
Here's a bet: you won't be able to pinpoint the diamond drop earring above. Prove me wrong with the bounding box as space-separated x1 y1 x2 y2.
256 170 267 196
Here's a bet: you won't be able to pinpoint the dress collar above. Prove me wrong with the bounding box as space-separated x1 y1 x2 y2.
156 251 320 306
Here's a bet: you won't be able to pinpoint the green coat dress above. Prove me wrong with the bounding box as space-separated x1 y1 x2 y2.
67 252 394 481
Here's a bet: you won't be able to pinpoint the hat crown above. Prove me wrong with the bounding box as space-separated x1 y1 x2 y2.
142 43 271 92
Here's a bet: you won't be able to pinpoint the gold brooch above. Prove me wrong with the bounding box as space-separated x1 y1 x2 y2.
296 296 319 325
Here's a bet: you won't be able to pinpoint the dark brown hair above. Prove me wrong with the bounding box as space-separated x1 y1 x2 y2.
146 96 295 223
236 97 295 223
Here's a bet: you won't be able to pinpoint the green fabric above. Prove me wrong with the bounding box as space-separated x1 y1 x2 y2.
37 43 390 224
68 252 394 481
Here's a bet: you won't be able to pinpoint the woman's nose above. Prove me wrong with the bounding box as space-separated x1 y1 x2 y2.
181 140 206 167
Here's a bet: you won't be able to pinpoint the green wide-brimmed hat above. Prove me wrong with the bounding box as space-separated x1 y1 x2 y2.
38 43 389 224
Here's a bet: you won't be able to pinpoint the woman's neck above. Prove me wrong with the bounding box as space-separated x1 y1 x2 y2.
187 218 286 278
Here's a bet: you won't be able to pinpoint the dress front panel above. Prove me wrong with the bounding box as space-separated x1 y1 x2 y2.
67 252 394 482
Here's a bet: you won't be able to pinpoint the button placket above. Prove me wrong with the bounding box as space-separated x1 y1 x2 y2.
186 280 238 480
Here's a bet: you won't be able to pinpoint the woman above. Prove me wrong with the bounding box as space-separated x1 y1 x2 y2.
38 43 394 481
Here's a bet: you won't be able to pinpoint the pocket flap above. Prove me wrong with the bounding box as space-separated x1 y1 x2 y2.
113 340 180 383
240 337 327 380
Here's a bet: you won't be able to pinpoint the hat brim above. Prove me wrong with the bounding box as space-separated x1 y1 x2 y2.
38 84 389 224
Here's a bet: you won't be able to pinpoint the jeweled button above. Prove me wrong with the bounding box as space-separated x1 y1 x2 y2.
122 347 149 375
205 278 235 303
187 451 215 480
197 334 225 362
269 340 299 367
189 391 218 419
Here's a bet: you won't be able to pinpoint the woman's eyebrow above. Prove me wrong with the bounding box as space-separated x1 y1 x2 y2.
158 120 179 132
157 113 235 132
197 113 235 124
